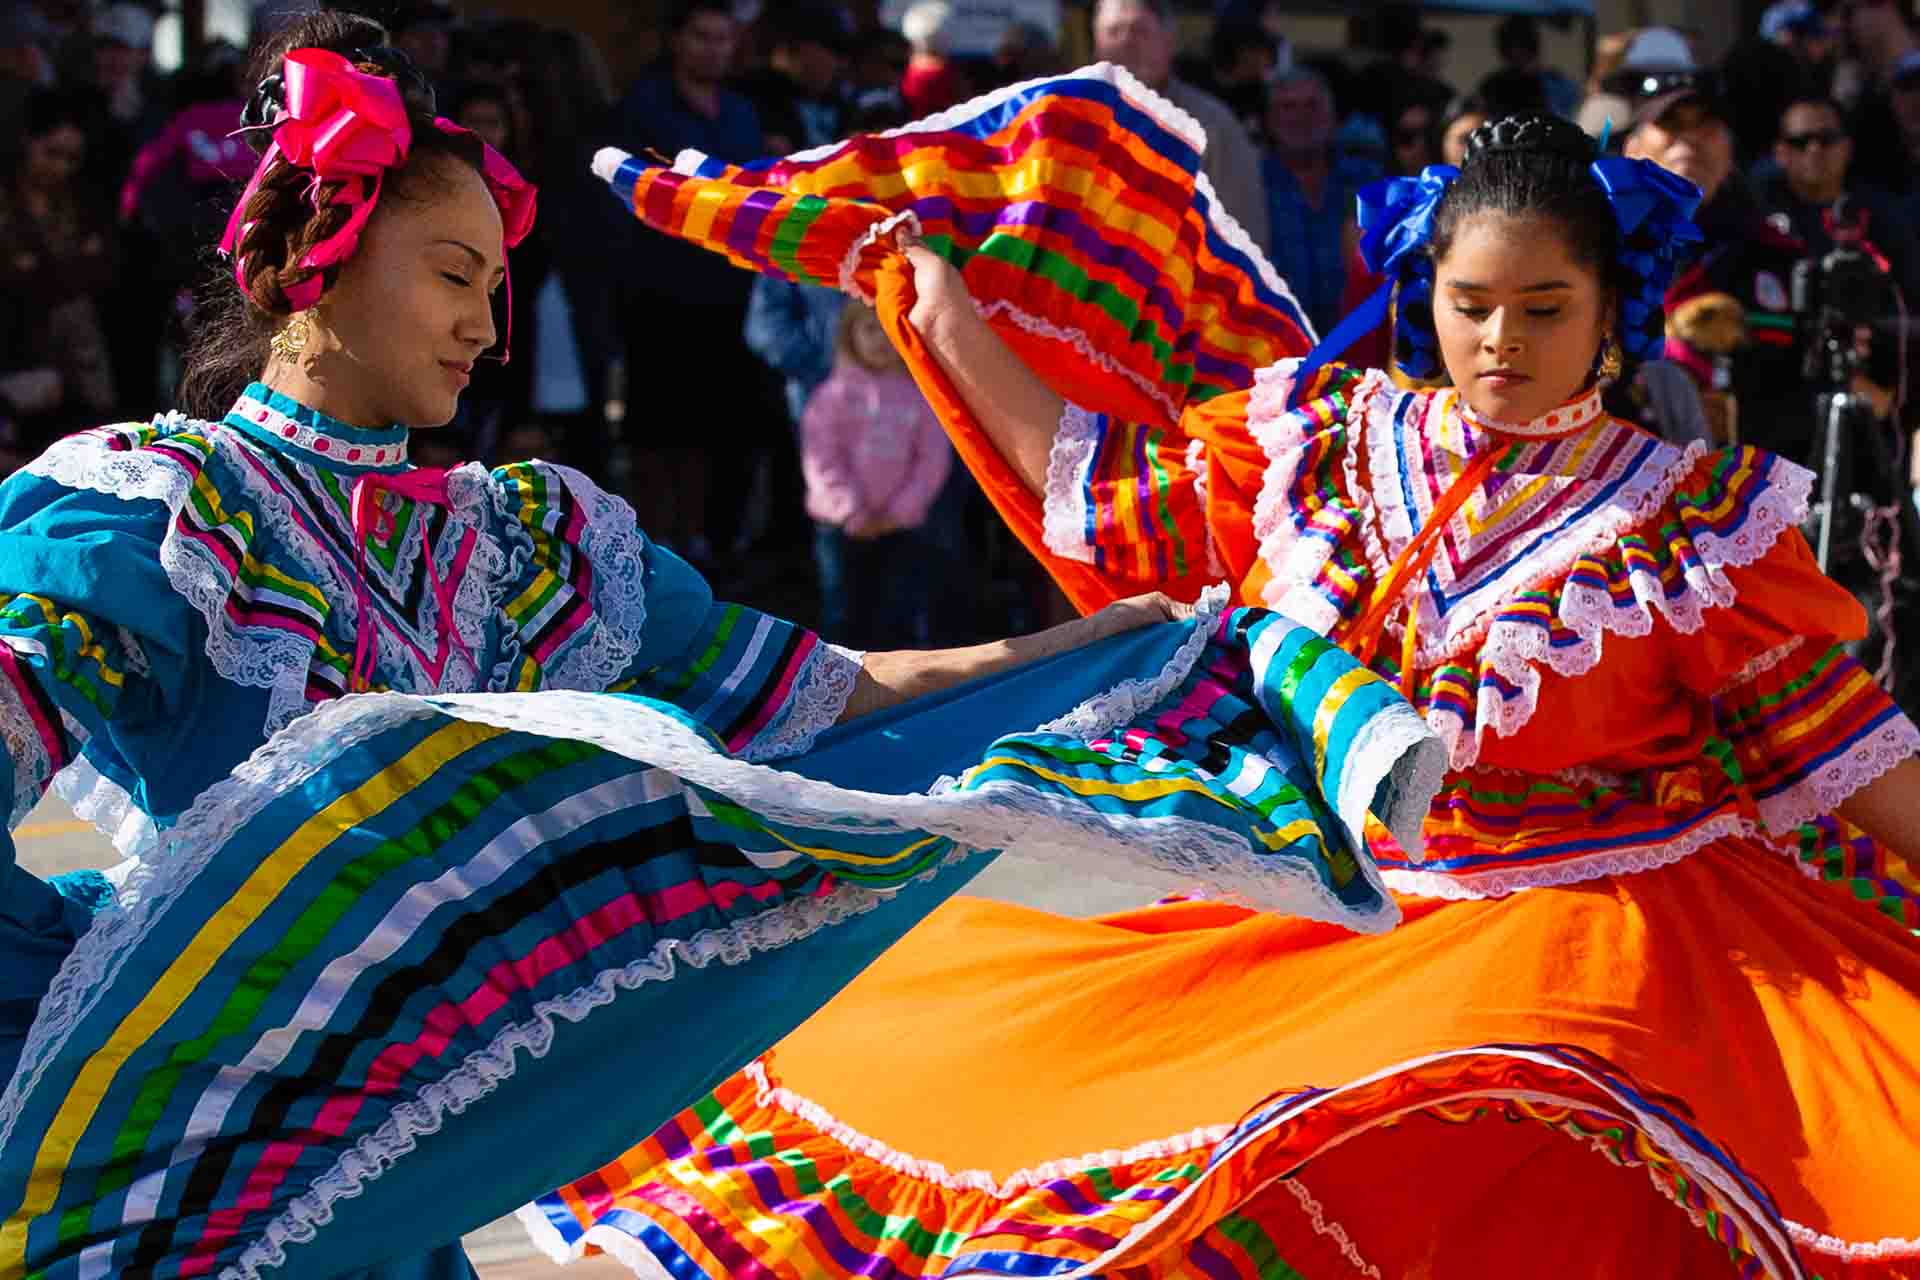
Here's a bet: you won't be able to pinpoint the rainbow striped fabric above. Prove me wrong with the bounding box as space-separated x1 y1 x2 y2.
0 601 1442 1277
521 1042 1802 1279
593 63 1315 432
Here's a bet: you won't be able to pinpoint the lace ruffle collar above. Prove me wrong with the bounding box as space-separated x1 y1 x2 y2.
1452 382 1606 440
223 383 410 470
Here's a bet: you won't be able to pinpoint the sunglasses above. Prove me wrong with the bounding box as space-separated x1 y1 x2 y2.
1781 129 1847 149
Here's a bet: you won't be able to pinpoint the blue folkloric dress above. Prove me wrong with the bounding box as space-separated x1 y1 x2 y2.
0 384 1442 1278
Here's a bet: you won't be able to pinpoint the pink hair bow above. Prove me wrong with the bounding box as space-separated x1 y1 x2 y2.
220 46 538 351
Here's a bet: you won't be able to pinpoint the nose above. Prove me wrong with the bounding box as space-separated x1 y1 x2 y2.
463 285 499 353
1483 309 1524 356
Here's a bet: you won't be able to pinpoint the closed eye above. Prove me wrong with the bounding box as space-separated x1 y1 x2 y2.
442 272 473 288
1526 308 1562 318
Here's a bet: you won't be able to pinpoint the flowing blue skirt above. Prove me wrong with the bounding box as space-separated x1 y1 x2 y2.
0 603 1441 1278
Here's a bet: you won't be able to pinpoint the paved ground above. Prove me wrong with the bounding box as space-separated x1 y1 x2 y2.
16 788 1179 1277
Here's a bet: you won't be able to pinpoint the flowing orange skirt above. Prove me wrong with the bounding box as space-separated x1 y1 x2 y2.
525 840 1920 1279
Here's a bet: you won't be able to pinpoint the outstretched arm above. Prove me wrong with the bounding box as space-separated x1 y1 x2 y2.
899 242 1064 498
1838 753 1920 874
840 592 1191 720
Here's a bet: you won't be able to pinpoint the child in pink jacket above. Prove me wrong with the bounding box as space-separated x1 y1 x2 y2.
801 303 954 648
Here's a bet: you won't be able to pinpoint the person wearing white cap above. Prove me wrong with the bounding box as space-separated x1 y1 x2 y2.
90 2 153 124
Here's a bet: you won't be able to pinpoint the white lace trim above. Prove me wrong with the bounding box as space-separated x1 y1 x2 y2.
728 1057 1234 1197
1281 1177 1383 1278
0 696 431 1151
22 425 201 504
222 869 930 1280
0 639 56 827
1783 1222 1920 1261
50 754 158 859
458 461 648 695
1722 637 1807 691
1035 585 1224 740
228 393 408 467
836 208 921 301
1380 812 1755 900
1041 403 1102 564
1186 436 1226 578
1756 715 1920 835
1065 1045 1803 1280
977 298 1183 427
1343 702 1448 865
739 643 865 763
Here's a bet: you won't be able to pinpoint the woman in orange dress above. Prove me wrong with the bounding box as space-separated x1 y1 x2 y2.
528 97 1920 1278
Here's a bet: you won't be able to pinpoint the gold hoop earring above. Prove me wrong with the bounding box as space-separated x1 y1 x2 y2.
270 312 312 364
1597 332 1624 382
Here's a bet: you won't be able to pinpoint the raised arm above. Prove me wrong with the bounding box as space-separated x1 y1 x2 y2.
1838 756 1920 876
899 242 1064 499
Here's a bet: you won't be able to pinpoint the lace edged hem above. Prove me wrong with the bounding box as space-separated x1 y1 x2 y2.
1281 1178 1384 1279
1040 403 1103 564
1783 1222 1920 1262
0 643 57 827
739 642 865 763
50 754 158 859
978 298 1184 427
1756 716 1920 835
1379 812 1754 900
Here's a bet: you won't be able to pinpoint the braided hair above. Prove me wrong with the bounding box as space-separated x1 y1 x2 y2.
1394 113 1661 381
178 11 484 418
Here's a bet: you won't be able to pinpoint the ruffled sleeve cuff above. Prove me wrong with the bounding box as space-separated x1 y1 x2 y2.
1718 642 1920 833
1040 403 1103 564
737 643 865 763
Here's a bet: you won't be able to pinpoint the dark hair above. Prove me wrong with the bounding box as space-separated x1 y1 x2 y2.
666 0 735 35
178 9 485 419
1778 95 1846 131
1397 113 1645 377
19 86 94 140
1209 20 1277 68
1495 14 1541 60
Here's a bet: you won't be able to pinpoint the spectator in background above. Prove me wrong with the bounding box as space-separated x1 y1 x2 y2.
1261 68 1350 334
1839 0 1920 197
388 0 455 84
0 11 55 140
449 77 513 155
608 0 771 564
1723 1 1838 174
1761 96 1920 301
1385 93 1437 176
1200 20 1280 138
1093 0 1271 254
0 88 116 448
990 21 1061 89
1354 3 1454 124
1624 76 1815 463
1439 94 1488 166
1482 15 1579 119
851 26 911 96
802 302 953 649
743 1 851 154
900 2 968 118
1891 51 1920 183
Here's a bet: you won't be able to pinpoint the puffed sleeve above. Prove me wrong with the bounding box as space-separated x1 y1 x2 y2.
1673 480 1920 836
0 439 199 1044
487 461 865 764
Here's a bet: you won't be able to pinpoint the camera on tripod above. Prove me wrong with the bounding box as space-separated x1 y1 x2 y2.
1793 196 1900 574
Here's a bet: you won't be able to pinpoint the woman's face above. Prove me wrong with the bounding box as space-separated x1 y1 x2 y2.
304 159 504 428
23 123 85 189
1392 105 1434 175
1441 111 1484 168
1432 211 1611 426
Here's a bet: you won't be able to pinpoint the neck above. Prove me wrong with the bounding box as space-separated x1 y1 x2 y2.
259 359 385 430
1281 147 1329 184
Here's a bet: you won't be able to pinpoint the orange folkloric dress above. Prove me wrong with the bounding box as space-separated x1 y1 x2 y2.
539 67 1920 1279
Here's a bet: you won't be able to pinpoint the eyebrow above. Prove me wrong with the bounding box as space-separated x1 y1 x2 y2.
433 238 506 277
1443 279 1575 292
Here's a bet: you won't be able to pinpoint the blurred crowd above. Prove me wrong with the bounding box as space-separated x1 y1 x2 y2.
2 0 1918 663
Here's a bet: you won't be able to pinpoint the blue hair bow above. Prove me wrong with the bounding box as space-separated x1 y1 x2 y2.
1588 156 1705 360
1291 154 1706 394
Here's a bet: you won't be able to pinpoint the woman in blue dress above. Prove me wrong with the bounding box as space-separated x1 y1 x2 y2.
0 14 1447 1280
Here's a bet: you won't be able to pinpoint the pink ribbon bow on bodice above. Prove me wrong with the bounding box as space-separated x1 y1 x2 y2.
348 468 480 694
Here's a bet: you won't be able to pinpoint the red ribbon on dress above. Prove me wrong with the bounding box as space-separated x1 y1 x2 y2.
348 468 479 693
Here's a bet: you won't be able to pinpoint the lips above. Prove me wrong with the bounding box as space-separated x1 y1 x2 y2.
1479 368 1531 385
442 361 472 387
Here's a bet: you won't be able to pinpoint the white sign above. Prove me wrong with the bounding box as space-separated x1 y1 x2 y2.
879 0 1064 56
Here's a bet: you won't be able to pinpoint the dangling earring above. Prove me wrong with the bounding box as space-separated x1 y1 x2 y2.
270 312 312 364
1597 331 1624 383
